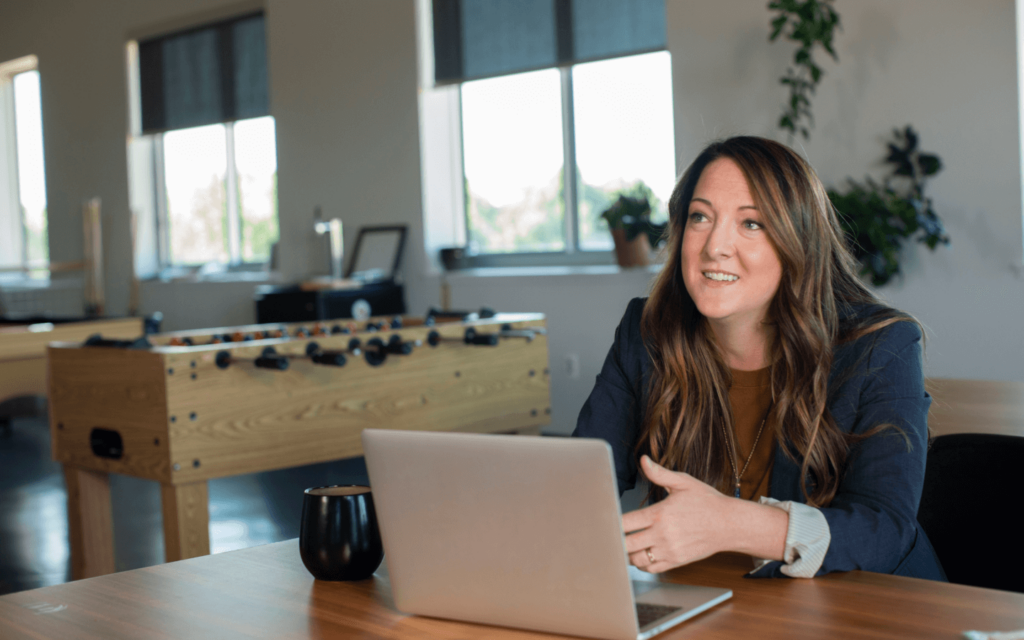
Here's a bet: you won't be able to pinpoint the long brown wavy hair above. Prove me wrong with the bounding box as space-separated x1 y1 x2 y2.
639 136 914 507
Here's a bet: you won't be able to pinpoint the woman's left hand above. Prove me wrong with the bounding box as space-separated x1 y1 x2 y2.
622 455 733 573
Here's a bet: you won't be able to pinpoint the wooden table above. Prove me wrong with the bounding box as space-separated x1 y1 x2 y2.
1 540 1022 639
926 378 1024 438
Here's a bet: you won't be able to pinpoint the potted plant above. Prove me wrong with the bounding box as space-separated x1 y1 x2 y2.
600 183 667 268
828 126 950 286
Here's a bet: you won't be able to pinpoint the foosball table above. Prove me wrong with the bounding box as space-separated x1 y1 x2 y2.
1 317 144 406
47 311 550 579
0 318 145 438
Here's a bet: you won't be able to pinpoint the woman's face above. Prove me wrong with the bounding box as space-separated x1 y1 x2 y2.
680 158 783 330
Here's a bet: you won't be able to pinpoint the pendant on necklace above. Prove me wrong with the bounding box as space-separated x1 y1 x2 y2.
734 484 741 499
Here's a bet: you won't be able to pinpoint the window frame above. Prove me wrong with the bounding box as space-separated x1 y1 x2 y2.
147 116 276 273
456 55 672 269
124 8 276 277
0 55 48 279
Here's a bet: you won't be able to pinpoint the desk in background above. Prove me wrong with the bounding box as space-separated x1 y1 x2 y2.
1 540 1022 639
926 378 1024 438
255 280 405 323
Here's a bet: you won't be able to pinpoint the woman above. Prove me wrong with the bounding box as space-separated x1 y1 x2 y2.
573 136 945 580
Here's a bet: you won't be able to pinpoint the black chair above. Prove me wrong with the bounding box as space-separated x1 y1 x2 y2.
917 433 1024 593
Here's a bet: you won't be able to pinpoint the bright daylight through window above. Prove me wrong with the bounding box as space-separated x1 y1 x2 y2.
160 116 278 266
0 64 48 276
135 11 275 271
461 51 674 256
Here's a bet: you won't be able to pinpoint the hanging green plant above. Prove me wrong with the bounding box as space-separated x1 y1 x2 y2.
828 126 950 286
768 0 841 139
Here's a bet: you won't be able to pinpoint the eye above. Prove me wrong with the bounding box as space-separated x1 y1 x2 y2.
687 211 708 224
742 219 763 231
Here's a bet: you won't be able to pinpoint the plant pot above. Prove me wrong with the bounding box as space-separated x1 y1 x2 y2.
439 247 466 270
611 229 651 268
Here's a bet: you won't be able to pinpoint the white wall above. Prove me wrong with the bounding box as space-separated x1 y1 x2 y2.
1 0 1021 438
663 0 1024 383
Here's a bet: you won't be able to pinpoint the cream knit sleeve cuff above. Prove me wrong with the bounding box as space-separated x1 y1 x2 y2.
750 497 831 578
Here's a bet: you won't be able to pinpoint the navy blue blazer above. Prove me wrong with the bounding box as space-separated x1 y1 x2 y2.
572 297 946 581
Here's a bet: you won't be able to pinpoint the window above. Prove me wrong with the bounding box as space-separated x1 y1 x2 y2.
429 0 674 265
157 116 277 266
461 51 674 258
0 56 48 277
129 12 276 270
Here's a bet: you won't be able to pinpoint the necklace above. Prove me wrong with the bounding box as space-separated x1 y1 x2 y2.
722 410 770 499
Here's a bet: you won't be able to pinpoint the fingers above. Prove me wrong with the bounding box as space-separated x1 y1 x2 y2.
628 548 669 574
622 505 656 534
624 528 657 554
640 455 694 492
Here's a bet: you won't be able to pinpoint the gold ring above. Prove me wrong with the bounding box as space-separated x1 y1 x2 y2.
646 548 656 564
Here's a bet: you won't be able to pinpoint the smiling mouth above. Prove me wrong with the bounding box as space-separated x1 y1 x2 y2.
703 271 739 282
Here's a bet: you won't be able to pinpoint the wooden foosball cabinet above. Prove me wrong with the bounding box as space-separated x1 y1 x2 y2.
48 312 550 579
1 317 143 407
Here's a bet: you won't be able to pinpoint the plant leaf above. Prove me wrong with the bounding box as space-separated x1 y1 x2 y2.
770 15 788 40
903 126 918 153
917 153 942 176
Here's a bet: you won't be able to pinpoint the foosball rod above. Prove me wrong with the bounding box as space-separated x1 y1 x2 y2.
213 335 420 370
166 317 409 347
426 325 547 347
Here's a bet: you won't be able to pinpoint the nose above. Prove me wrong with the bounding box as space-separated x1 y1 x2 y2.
703 218 735 259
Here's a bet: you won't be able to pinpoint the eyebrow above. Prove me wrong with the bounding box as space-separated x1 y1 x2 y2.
690 197 758 211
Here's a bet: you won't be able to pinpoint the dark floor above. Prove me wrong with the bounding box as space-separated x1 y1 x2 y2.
0 415 644 597
0 415 372 596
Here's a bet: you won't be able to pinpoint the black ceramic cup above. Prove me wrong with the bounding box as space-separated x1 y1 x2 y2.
299 485 384 581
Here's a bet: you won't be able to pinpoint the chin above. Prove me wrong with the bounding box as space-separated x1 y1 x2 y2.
693 304 735 322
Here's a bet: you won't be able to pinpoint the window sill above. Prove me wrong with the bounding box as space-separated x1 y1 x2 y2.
0 275 79 289
441 262 666 280
144 269 285 284
0 275 50 288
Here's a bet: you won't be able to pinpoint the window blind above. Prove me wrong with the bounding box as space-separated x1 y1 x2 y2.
139 12 269 134
432 0 666 84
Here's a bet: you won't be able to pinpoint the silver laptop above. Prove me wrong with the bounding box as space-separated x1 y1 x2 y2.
362 429 732 640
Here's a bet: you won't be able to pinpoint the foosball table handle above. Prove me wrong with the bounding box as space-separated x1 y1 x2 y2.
425 328 498 347
311 351 347 367
386 335 414 355
364 338 387 366
464 327 498 346
255 347 290 371
215 348 290 371
498 323 546 342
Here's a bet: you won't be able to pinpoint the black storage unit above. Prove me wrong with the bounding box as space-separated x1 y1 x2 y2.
254 282 406 324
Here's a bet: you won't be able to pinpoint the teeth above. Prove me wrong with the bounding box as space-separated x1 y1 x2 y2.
703 272 738 282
